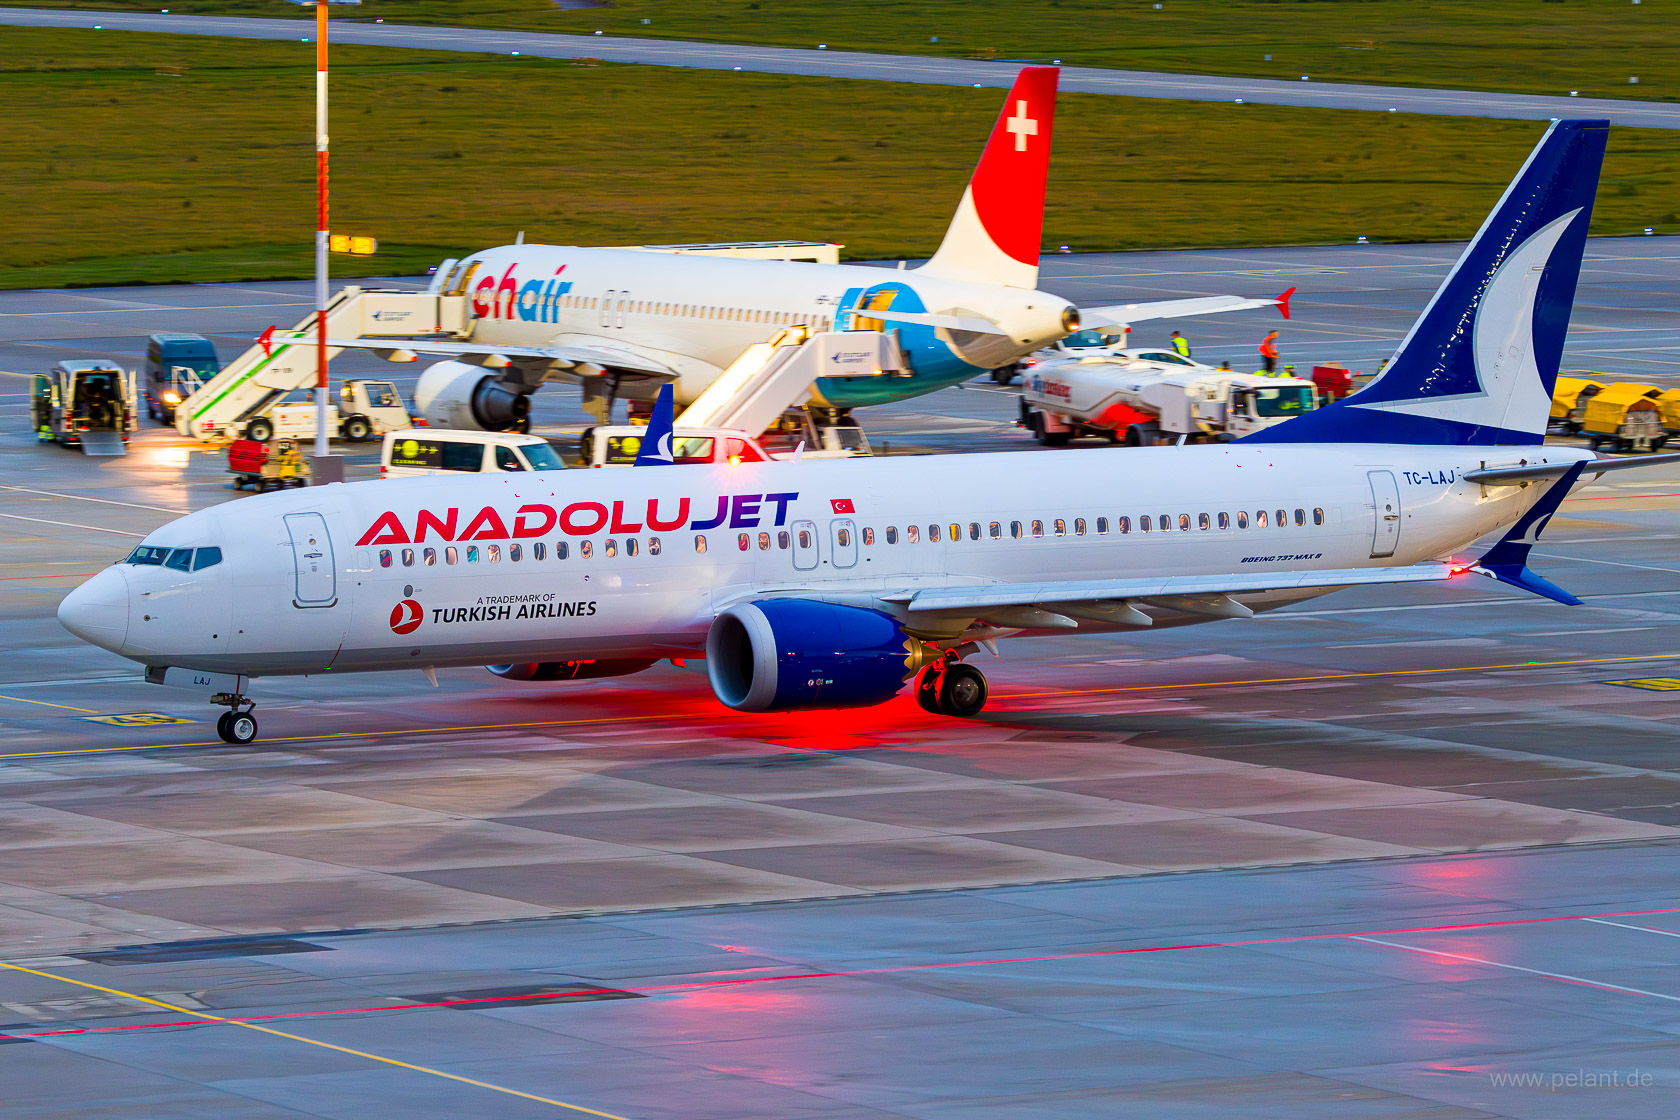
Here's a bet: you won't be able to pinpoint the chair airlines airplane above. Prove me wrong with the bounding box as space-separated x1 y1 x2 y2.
60 119 1677 745
336 67 1286 432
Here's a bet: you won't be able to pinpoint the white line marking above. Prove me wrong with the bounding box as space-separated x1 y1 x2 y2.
0 513 143 538
1352 935 1680 1002
0 485 188 515
1584 917 1680 939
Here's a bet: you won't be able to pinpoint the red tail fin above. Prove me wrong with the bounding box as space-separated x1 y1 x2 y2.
919 67 1058 290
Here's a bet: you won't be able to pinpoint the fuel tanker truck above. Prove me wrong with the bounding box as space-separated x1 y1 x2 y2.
1018 353 1319 446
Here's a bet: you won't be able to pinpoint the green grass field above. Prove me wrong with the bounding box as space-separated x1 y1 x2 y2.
5 0 1678 102
2 27 1677 290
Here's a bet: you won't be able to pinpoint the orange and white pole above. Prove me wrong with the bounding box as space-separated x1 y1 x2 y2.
312 0 330 461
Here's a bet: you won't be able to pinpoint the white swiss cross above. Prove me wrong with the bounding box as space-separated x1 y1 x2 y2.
1005 100 1038 152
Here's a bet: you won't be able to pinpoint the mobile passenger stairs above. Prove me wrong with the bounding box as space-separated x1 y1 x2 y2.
173 286 468 442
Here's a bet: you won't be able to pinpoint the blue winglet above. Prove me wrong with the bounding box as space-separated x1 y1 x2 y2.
1473 461 1586 605
634 384 676 466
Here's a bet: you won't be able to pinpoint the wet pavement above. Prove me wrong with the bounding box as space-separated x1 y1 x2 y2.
0 242 1677 1117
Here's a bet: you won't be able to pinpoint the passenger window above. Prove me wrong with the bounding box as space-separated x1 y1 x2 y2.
928 524 942 543
1237 511 1249 529
192 547 223 571
488 544 501 563
440 441 483 472
863 527 875 545
693 535 707 554
1179 514 1191 531
885 527 898 544
1256 510 1268 528
379 549 392 568
989 522 1001 539
626 538 639 557
1053 519 1066 536
758 532 771 550
495 445 525 472
798 528 813 549
1095 518 1107 535
649 537 662 555
838 528 852 547
510 543 522 562
907 525 920 543
446 546 459 564
556 541 568 560
1140 516 1151 532
424 547 437 566
165 548 193 572
532 542 545 561
969 522 980 541
779 530 791 549
1294 508 1306 526
1074 518 1086 536
402 548 415 567
1031 520 1043 538
1218 512 1229 529
1313 508 1325 526
605 539 618 558
738 533 750 551
1117 516 1130 533
1276 509 1287 527
1010 521 1022 539
1160 514 1170 529
1198 513 1210 531
466 546 479 563
580 541 593 559
948 524 960 542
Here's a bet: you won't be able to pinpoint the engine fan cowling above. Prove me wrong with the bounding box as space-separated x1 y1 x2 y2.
706 600 928 712
414 360 534 431
488 658 657 681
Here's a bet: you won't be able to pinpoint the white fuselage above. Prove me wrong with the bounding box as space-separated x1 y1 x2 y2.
446 245 1076 407
76 442 1592 677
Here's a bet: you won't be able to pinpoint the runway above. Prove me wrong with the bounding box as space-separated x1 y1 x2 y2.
2 242 1679 1116
3 6 1678 129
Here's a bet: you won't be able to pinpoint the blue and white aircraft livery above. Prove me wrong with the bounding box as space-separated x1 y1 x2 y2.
59 119 1676 744
346 68 1282 431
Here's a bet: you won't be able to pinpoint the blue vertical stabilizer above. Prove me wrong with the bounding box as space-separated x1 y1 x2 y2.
634 383 676 466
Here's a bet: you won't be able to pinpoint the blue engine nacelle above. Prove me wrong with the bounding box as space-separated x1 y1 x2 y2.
706 599 931 712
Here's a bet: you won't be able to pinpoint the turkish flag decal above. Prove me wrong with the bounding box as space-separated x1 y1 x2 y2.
830 498 855 514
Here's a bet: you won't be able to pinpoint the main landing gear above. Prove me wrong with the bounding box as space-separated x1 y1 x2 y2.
915 660 989 718
211 692 259 745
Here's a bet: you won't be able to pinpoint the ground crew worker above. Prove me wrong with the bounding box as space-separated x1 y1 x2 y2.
1169 330 1191 359
1216 359 1232 371
1259 330 1280 374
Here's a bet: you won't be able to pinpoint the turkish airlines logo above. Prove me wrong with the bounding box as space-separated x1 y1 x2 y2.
390 599 423 636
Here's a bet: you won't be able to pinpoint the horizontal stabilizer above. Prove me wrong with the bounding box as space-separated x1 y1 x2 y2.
1464 451 1680 485
1470 461 1585 605
1080 291 1287 331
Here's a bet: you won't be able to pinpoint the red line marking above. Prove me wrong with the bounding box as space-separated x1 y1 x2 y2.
8 904 1679 1041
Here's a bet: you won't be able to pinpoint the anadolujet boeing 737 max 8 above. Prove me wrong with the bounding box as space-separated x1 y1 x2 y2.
62 119 1678 744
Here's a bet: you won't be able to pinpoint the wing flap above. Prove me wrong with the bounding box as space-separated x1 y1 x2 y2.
883 564 1454 614
324 337 679 378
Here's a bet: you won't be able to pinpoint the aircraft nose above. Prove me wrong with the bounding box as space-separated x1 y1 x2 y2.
58 567 130 653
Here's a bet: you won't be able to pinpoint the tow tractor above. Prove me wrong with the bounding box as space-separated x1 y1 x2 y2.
31 361 138 455
1019 353 1318 446
240 379 412 444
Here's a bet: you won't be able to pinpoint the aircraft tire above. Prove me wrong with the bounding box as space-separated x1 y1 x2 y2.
937 664 988 718
1043 428 1071 447
915 666 943 713
220 711 258 745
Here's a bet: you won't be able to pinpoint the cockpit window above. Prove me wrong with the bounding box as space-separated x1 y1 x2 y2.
165 549 194 572
125 545 171 565
192 547 222 570
127 545 222 570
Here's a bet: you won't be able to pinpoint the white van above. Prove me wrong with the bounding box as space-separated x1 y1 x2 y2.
379 429 566 478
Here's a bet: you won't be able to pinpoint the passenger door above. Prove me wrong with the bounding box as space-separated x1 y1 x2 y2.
830 519 857 569
285 512 337 606
1367 470 1401 558
599 290 615 329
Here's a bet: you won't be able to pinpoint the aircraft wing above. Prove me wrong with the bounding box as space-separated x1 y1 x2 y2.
1080 288 1293 330
880 562 1453 621
1463 452 1680 485
323 337 680 378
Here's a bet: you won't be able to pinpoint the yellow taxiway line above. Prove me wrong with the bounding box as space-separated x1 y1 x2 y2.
0 693 99 713
0 960 636 1119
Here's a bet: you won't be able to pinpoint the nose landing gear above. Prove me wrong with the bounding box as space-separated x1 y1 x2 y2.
914 660 989 718
211 693 259 744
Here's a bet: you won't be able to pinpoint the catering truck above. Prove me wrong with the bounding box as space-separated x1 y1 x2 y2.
1018 354 1318 446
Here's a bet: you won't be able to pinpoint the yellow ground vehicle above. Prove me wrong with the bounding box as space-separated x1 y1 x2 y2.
1581 382 1667 453
1659 389 1680 441
1550 376 1606 435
